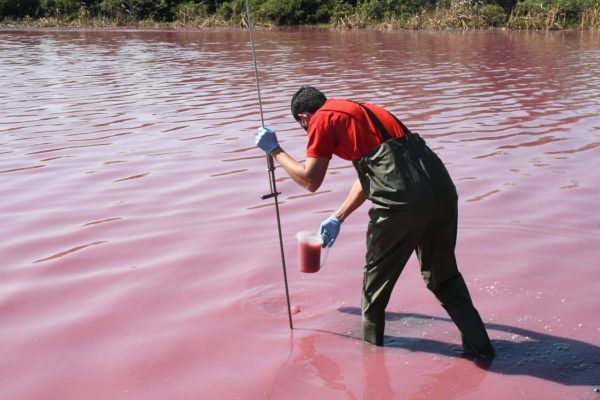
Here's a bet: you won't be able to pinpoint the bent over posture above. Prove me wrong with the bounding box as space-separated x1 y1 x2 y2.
255 86 494 358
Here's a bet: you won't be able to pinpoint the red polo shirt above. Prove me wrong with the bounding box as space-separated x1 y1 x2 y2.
306 99 406 161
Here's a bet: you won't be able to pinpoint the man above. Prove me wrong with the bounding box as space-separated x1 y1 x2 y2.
255 86 495 358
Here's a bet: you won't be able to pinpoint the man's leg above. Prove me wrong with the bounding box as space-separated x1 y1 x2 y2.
362 206 422 345
416 195 495 358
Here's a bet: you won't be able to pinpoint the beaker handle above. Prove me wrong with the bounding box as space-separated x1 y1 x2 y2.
321 245 329 268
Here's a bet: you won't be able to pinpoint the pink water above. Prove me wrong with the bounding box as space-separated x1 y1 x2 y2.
1 28 599 399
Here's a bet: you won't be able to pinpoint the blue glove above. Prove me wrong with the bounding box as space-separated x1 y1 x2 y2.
255 126 279 154
320 214 342 248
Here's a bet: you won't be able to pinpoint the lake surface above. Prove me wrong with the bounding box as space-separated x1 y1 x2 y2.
1 28 599 399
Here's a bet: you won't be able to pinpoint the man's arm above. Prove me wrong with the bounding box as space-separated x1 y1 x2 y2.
334 178 366 222
319 178 366 246
271 148 329 193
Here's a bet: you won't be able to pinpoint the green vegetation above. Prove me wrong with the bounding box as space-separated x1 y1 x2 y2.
1 0 598 29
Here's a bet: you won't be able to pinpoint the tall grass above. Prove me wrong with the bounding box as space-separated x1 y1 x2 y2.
0 0 598 29
581 5 600 27
507 0 600 29
332 0 509 30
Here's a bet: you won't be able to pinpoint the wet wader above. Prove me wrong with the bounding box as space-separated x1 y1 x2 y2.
353 103 494 357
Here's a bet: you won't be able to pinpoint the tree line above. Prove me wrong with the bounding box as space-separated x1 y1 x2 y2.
1 0 598 29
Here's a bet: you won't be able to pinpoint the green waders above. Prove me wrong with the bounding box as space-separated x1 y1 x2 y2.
353 103 494 357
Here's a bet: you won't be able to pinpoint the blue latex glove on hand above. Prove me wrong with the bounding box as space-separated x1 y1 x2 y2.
255 126 279 154
320 214 342 248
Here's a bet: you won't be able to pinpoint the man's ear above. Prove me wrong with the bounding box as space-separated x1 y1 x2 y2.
300 112 313 126
299 114 310 130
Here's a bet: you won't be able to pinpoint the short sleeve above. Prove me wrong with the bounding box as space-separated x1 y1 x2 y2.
306 112 335 159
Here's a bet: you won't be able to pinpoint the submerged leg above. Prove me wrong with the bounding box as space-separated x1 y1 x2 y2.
434 274 495 358
417 194 494 358
362 207 422 346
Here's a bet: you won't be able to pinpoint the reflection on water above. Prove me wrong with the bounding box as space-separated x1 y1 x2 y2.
0 29 598 399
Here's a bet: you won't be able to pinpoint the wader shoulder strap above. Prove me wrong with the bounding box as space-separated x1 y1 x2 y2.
354 102 413 142
388 111 414 136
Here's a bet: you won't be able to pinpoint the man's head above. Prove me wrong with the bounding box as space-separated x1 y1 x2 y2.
291 86 327 130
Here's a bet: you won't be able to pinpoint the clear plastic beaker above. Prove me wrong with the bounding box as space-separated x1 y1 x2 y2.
295 231 329 273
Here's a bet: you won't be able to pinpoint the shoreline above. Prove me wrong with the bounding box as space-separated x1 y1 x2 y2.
1 21 597 32
1 0 598 32
1 15 598 32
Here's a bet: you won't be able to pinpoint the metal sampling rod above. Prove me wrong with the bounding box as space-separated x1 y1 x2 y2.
245 0 293 330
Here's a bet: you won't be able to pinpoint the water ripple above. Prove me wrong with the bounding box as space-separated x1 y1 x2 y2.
34 241 108 263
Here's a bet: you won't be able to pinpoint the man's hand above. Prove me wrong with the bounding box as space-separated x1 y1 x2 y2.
320 214 342 248
255 126 279 154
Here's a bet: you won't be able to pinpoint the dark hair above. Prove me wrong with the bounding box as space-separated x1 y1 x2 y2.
291 86 327 121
